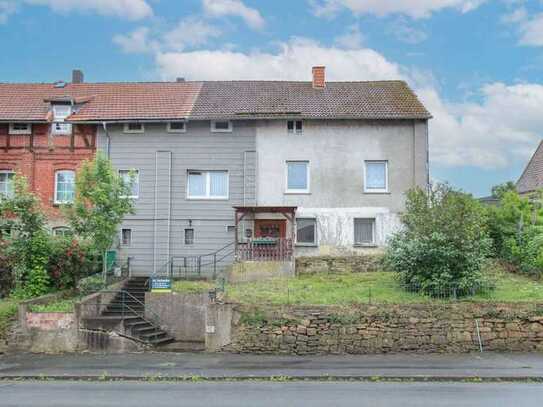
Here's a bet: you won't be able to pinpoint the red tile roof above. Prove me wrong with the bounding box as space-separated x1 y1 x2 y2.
0 80 430 122
0 82 202 122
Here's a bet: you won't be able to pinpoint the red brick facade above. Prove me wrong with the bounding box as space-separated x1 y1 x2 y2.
0 123 96 222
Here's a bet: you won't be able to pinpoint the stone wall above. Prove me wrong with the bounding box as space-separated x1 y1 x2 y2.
229 261 294 283
222 303 543 354
295 255 384 275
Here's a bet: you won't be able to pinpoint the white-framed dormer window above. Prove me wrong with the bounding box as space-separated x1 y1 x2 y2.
187 170 229 200
52 104 72 135
354 218 376 246
0 170 15 199
9 123 32 135
287 120 303 134
167 121 186 133
211 120 232 133
123 123 145 133
286 161 310 194
364 160 388 193
118 169 140 199
296 218 317 246
54 170 75 204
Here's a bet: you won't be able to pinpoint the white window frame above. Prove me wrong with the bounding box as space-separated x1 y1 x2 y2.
52 227 72 237
52 104 72 135
123 123 145 134
296 217 318 246
9 123 32 135
211 120 233 133
0 170 15 199
353 218 376 246
364 160 389 193
118 169 140 199
285 160 310 194
120 228 132 247
287 120 303 134
54 170 75 204
186 170 229 200
167 121 186 133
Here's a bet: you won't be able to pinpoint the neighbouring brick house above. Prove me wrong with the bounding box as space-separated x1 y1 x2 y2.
0 70 97 231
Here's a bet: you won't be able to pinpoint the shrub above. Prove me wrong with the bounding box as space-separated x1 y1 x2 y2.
385 184 492 296
77 274 105 296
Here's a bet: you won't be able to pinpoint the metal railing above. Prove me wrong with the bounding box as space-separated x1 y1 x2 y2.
237 238 293 261
154 242 235 280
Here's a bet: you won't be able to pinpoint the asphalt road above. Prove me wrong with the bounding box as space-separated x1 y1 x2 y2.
0 381 542 407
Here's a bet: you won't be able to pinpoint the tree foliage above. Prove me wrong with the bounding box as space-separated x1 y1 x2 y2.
65 153 135 274
385 184 492 295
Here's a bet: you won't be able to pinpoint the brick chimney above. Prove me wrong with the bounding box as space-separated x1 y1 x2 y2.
312 66 325 89
72 69 84 84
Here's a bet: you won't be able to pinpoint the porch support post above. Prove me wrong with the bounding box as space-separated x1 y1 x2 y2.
234 210 247 261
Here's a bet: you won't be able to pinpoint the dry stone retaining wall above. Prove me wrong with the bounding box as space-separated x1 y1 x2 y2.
223 303 543 354
295 255 384 275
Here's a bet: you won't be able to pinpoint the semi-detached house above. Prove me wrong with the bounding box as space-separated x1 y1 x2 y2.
0 67 431 276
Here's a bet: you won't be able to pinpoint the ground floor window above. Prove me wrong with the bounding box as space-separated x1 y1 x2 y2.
296 218 317 245
121 228 132 246
184 228 194 245
54 170 75 204
354 218 375 245
0 171 15 198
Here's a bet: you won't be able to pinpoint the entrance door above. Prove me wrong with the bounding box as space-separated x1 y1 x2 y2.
254 219 286 239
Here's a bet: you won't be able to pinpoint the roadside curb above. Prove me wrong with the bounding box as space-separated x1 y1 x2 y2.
1 375 543 383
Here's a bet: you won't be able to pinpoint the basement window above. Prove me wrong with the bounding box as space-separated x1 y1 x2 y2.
9 123 32 135
123 123 145 133
296 218 317 246
287 120 303 134
52 227 72 237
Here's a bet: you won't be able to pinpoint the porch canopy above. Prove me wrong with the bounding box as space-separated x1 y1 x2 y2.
233 206 297 261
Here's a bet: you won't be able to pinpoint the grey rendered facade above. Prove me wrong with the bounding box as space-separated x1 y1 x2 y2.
99 118 428 274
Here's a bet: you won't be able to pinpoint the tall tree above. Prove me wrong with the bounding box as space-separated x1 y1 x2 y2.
66 153 135 282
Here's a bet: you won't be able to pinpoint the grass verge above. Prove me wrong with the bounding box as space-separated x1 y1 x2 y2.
0 299 18 340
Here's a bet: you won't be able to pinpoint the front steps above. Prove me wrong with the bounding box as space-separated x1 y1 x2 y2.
99 277 174 347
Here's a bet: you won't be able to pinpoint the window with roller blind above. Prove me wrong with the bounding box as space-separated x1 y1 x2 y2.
354 218 376 246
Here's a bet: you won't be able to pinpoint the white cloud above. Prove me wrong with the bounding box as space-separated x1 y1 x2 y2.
501 6 527 24
113 18 221 54
154 37 543 170
202 0 264 29
0 1 17 24
23 0 153 20
334 24 364 49
163 17 222 51
113 27 155 54
518 13 543 46
310 0 486 19
387 18 428 43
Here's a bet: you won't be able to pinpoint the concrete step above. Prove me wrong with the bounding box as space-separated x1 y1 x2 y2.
148 336 175 346
157 340 206 352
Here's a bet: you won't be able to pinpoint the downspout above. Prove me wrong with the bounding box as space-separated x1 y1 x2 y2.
102 122 111 159
412 120 417 188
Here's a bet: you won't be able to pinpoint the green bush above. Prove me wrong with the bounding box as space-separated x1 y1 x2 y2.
77 274 105 296
385 184 492 296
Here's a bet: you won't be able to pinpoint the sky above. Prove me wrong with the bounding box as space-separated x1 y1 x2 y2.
1 0 543 197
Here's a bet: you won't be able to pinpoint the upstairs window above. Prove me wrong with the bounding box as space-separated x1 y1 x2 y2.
354 218 375 246
364 161 388 193
52 104 72 135
54 170 75 204
123 123 145 133
0 171 15 199
9 123 32 135
187 170 229 199
168 121 186 133
211 120 232 133
286 161 310 193
118 169 140 199
287 120 303 134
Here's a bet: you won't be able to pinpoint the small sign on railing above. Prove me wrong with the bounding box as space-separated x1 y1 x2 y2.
151 278 172 293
